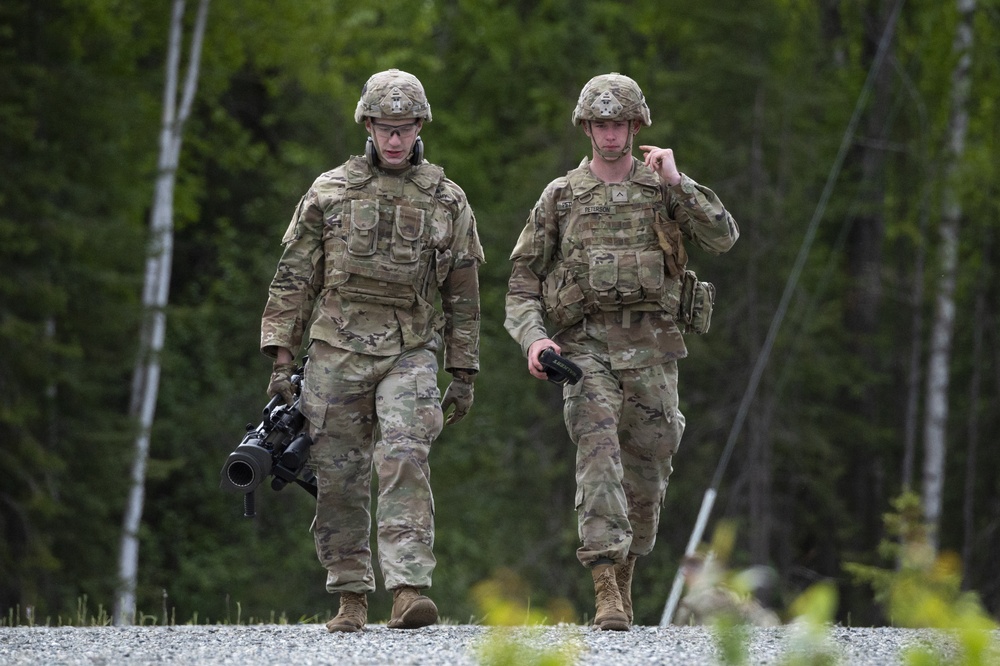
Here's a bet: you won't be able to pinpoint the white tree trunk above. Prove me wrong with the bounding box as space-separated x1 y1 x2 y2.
115 0 210 626
921 0 974 552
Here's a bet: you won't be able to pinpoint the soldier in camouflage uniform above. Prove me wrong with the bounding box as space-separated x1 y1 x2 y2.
674 554 781 627
504 73 738 630
260 69 484 633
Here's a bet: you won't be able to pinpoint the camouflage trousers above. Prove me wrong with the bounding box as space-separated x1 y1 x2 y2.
299 340 444 594
562 353 685 567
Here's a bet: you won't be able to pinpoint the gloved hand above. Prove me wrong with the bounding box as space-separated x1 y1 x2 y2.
267 362 296 406
441 372 475 425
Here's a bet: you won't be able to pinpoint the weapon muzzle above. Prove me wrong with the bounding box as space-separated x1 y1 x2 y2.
220 439 274 493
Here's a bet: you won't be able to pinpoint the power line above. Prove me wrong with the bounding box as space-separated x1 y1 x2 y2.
660 0 906 627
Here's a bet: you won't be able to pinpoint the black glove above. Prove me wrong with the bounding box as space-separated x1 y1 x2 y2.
539 349 583 386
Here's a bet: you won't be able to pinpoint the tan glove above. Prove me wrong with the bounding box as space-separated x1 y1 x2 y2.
267 362 296 406
441 371 475 425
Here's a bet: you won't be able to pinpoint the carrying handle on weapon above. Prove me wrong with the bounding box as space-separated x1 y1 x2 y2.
262 394 283 419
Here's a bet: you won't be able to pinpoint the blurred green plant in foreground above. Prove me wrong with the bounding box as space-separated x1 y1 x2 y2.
472 568 580 666
696 522 837 665
845 493 999 665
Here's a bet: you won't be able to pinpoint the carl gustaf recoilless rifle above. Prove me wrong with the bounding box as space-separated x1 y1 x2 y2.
219 362 317 517
219 351 582 516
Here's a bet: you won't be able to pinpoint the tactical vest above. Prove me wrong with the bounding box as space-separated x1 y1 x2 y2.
542 163 683 329
325 157 449 308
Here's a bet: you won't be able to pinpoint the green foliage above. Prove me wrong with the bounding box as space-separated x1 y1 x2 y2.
471 568 576 627
0 0 154 619
845 493 999 665
779 583 840 666
476 636 578 666
472 569 581 666
3 0 1000 629
715 618 752 666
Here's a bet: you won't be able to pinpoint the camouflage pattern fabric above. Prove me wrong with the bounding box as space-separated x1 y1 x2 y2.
572 72 651 126
261 155 483 370
260 152 482 594
301 340 443 593
674 586 781 627
505 157 738 369
565 353 684 566
354 68 432 123
504 156 737 569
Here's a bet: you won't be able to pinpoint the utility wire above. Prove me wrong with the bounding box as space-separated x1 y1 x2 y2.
660 0 906 627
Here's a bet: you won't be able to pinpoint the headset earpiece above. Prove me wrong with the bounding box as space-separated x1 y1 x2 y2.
410 137 424 165
365 136 379 166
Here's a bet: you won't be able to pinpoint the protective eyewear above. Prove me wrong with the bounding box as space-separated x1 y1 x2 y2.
370 121 420 139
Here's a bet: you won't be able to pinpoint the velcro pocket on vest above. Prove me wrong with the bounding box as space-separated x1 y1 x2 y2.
679 269 715 334
589 250 618 295
391 205 424 263
348 199 379 256
617 251 642 304
542 268 587 329
638 250 665 292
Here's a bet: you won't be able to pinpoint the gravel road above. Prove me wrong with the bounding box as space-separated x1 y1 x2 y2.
3 623 998 665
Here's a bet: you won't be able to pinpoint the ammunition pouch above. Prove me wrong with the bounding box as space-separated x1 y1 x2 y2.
543 249 680 330
652 211 688 279
678 269 715 335
542 268 591 329
318 158 447 308
588 249 665 307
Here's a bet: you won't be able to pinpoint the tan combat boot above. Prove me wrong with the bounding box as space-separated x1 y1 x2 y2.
387 586 438 629
326 591 367 633
614 553 638 625
591 563 630 631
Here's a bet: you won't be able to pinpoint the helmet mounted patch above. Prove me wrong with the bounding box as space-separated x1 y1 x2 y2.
354 69 432 124
572 72 651 127
591 91 624 118
380 86 414 116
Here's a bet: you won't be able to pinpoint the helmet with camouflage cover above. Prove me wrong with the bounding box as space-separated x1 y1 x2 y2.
572 72 651 126
354 69 432 124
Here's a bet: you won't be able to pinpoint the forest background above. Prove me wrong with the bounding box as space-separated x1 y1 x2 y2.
2 0 998 628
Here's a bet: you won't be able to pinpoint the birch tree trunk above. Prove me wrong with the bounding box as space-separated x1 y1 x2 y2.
921 0 974 552
114 0 210 626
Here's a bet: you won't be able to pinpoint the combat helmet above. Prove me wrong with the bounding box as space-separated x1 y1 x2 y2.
354 69 432 124
572 72 651 126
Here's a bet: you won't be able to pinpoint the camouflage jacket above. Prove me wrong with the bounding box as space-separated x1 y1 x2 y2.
261 155 484 371
504 157 738 370
675 586 781 627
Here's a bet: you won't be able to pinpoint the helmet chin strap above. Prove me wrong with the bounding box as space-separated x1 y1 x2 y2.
588 122 637 161
365 131 415 170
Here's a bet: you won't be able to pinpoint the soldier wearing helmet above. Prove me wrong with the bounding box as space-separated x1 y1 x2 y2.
505 73 739 630
572 72 651 162
261 69 484 633
354 68 433 168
